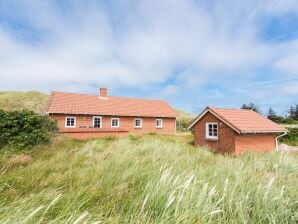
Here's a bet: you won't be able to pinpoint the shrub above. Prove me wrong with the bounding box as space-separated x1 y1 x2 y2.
0 110 58 149
280 128 298 146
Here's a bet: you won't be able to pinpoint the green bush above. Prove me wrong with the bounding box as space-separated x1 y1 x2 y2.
280 128 298 146
0 110 57 149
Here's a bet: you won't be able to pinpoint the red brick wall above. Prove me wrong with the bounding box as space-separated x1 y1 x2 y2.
192 112 235 153
234 134 276 154
49 114 176 138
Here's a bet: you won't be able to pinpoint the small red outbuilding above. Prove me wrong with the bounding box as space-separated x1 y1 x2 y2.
188 107 287 154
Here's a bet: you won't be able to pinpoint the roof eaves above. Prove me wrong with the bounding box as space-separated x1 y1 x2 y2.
187 107 209 130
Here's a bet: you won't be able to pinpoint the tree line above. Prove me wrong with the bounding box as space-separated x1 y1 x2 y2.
241 103 298 123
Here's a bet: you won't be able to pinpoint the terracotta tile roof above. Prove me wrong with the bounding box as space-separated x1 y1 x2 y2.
45 91 177 118
189 106 287 133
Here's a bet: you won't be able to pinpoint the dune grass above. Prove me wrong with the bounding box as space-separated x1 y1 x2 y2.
0 91 49 113
0 134 297 223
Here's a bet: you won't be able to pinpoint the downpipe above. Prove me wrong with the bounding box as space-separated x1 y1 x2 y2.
275 131 287 151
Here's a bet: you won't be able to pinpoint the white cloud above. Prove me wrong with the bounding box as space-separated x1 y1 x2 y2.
264 0 298 14
274 40 298 75
0 0 297 114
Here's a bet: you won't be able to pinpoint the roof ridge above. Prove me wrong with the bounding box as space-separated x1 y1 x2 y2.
109 96 166 102
52 91 167 102
208 106 253 111
52 91 94 96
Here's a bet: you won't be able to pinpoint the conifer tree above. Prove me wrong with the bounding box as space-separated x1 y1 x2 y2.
241 103 261 114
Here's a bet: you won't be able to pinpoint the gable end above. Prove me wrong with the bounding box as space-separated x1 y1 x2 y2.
188 109 241 134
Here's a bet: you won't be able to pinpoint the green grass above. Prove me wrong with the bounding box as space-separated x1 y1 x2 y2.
0 134 297 223
0 91 49 113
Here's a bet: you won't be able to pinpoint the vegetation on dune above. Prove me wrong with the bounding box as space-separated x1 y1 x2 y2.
0 91 49 113
0 134 297 223
280 128 298 146
0 110 57 149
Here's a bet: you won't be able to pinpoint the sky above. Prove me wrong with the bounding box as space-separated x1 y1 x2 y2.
0 0 298 115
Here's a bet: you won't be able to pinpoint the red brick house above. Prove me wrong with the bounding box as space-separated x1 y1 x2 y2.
45 88 177 139
188 107 287 154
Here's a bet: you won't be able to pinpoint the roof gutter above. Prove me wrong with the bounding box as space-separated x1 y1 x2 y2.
275 131 287 151
240 130 287 134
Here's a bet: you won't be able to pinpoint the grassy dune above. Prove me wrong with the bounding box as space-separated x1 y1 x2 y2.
0 91 49 113
0 134 297 223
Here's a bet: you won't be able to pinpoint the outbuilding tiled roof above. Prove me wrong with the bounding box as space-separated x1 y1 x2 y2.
45 91 177 118
188 106 287 133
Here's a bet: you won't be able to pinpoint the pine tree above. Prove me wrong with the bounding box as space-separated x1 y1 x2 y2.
241 102 261 114
288 106 295 119
267 107 278 122
295 104 298 120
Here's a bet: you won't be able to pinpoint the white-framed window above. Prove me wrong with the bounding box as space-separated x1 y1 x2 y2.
206 122 218 140
65 117 76 128
156 119 163 128
93 116 102 128
134 118 142 128
111 118 120 128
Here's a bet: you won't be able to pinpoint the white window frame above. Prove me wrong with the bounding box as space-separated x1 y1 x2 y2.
65 116 76 128
206 122 218 140
111 117 120 128
156 119 163 128
134 118 142 128
93 116 102 128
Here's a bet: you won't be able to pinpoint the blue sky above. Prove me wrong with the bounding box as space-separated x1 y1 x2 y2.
0 0 298 115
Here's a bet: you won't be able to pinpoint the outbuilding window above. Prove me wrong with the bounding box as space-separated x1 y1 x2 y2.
65 117 76 128
93 116 102 128
111 118 120 128
134 118 142 128
156 119 163 128
206 123 218 140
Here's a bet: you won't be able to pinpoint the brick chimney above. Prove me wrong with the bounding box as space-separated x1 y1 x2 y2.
99 88 108 97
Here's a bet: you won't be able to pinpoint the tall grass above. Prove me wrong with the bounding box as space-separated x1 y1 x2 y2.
0 91 48 113
0 134 297 223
